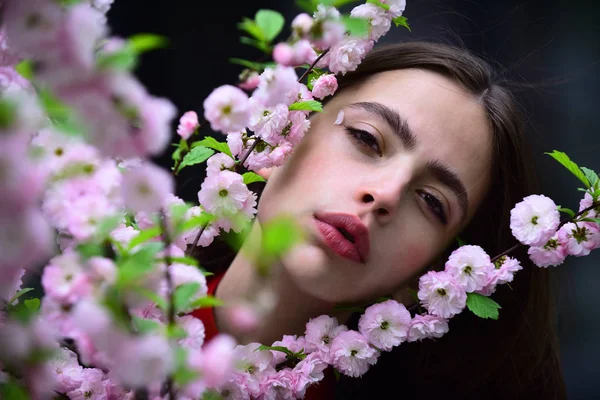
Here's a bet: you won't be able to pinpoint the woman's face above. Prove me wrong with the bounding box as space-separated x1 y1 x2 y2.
257 68 493 303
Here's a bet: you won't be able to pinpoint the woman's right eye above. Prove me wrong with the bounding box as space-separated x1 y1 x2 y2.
344 126 383 157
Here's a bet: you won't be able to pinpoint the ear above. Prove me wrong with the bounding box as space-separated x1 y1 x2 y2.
257 167 273 180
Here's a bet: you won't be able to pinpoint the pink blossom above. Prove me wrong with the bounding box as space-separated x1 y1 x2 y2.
220 374 252 400
445 245 493 293
330 330 378 377
203 85 250 133
269 143 294 167
350 3 392 41
291 13 314 37
66 368 110 400
249 102 289 146
241 142 275 172
558 222 600 257
180 207 219 249
0 29 21 66
312 20 346 51
381 0 407 18
314 4 341 20
252 65 299 107
0 66 31 92
311 74 338 99
328 38 375 75
477 256 523 296
292 40 317 66
42 251 92 305
358 299 411 351
198 170 252 216
579 191 599 218
121 162 175 213
0 317 57 367
177 315 206 351
270 335 307 365
528 234 568 267
89 0 115 15
304 315 348 363
226 131 244 157
177 110 199 139
259 369 297 400
206 153 235 176
285 110 311 146
293 353 328 397
0 267 25 304
417 270 467 319
112 334 174 388
0 209 54 270
273 43 295 66
223 302 260 334
232 343 276 397
1 86 45 133
510 194 560 247
407 314 449 342
189 333 236 389
238 71 260 91
170 262 208 309
49 348 84 393
110 224 140 249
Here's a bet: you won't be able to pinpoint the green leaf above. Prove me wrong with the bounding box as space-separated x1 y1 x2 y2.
239 36 272 53
166 256 200 267
15 60 34 80
24 298 40 313
128 34 169 54
557 206 576 218
407 288 419 303
366 0 390 10
0 380 29 400
189 295 225 309
256 345 294 356
75 242 106 259
261 216 303 267
289 100 323 112
456 236 468 247
306 68 326 91
57 0 86 6
128 226 161 250
176 146 214 173
545 150 590 188
174 282 201 312
581 167 599 189
333 368 341 381
38 88 86 136
295 0 317 13
136 287 168 311
97 47 138 71
341 16 370 38
466 292 501 320
238 17 265 41
95 215 124 241
177 213 214 235
242 172 267 185
332 0 362 7
117 242 164 285
229 58 272 72
392 16 411 31
132 316 162 333
8 288 34 306
0 98 17 130
203 390 224 400
255 10 285 42
192 136 233 158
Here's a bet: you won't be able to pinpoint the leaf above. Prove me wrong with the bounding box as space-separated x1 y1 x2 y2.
366 0 390 10
75 242 106 259
466 292 501 320
136 287 168 311
237 17 265 41
8 288 34 306
174 282 201 312
341 16 370 38
545 150 590 188
128 226 161 250
557 206 575 218
24 298 40 313
307 68 326 91
128 34 169 54
581 167 599 189
242 172 267 185
94 215 124 241
15 60 34 80
192 136 233 158
167 256 199 267
117 242 164 285
295 0 317 13
189 295 225 309
0 98 17 129
289 100 323 112
97 47 138 71
132 316 161 333
392 16 411 31
239 36 271 53
0 380 29 400
255 10 285 42
407 288 419 304
229 57 268 72
256 345 294 356
456 236 468 247
261 217 303 259
176 146 214 173
38 88 86 136
202 390 224 400
176 213 214 235
332 0 362 7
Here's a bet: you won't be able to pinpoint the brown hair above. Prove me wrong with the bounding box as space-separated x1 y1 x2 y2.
333 41 566 399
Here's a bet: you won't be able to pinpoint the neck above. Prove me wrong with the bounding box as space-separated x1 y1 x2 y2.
214 221 350 345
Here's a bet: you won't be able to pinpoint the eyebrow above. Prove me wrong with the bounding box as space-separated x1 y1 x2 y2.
348 101 470 222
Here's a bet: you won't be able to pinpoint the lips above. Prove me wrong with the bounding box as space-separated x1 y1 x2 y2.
313 212 370 264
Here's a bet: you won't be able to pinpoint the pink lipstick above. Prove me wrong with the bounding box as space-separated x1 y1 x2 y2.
313 212 370 264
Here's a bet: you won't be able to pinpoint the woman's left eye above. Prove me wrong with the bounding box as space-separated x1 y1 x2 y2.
344 126 383 157
417 190 448 225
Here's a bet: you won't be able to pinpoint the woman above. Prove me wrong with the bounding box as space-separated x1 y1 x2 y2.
193 41 567 399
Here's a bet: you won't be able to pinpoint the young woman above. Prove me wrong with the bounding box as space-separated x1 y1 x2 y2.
192 41 567 399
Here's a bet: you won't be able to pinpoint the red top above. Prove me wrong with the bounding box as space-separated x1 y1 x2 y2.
191 272 336 400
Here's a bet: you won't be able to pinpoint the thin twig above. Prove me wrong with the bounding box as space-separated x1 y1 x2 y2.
185 224 207 257
237 139 260 170
159 211 176 400
298 48 330 83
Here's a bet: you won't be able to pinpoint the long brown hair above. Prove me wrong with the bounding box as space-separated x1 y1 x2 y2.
333 41 566 399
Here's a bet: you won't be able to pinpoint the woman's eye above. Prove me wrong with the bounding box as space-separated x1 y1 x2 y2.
417 190 448 225
344 126 383 157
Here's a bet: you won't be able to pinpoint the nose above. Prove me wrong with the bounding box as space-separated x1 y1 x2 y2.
355 166 412 223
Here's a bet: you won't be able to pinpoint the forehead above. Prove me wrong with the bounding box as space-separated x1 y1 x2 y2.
336 68 493 215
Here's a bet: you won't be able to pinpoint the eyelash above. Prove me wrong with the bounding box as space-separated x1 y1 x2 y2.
344 125 448 225
343 126 383 157
417 190 448 225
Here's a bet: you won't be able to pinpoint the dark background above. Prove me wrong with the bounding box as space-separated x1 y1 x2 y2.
107 1 600 397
